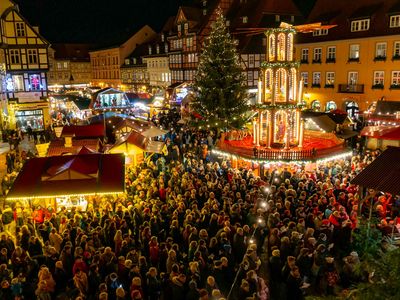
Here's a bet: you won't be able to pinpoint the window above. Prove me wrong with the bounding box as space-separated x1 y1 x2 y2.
373 71 384 85
390 15 400 28
290 15 295 23
348 72 358 85
301 72 308 86
148 45 152 55
351 19 370 32
184 23 189 34
243 16 248 24
375 43 387 58
156 45 160 54
313 29 328 36
63 62 68 69
27 49 38 64
349 44 360 60
312 72 321 86
325 72 335 85
226 20 230 27
391 71 400 86
186 37 193 48
29 74 41 90
313 48 322 62
394 41 400 57
301 48 309 62
16 22 25 37
275 15 280 22
327 46 336 61
125 59 130 65
10 49 20 64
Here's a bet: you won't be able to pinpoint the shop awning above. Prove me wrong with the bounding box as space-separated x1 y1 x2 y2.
360 125 400 140
6 153 125 200
351 146 400 195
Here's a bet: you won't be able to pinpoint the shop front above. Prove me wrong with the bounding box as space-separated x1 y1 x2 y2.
8 101 51 132
90 87 131 111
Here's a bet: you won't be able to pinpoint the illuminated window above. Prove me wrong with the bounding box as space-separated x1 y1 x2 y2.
351 19 370 32
313 29 328 36
268 35 275 61
391 71 400 85
29 74 41 90
390 15 400 28
349 44 360 59
312 72 321 85
301 72 308 86
10 49 20 64
287 33 293 61
313 48 322 62
243 16 248 24
374 42 387 58
373 71 384 85
16 22 25 37
327 46 336 60
27 49 38 64
301 48 309 62
325 72 335 85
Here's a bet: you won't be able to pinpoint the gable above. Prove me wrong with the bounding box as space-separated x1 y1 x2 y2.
176 8 187 24
43 169 97 181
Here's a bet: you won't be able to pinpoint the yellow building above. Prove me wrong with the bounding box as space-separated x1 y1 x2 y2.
47 44 93 89
295 0 400 118
0 0 51 131
90 25 156 89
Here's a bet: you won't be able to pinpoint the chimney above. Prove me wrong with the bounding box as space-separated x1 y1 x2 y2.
64 136 73 147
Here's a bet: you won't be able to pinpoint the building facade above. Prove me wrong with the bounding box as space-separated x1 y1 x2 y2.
295 0 400 117
89 25 156 88
0 0 51 131
47 44 93 89
120 44 150 92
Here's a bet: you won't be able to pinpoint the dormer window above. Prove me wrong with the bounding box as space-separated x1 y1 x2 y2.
156 45 160 54
313 29 328 36
243 16 248 24
149 45 152 55
275 15 280 22
203 0 207 6
161 34 165 42
16 22 25 37
290 15 295 23
390 15 400 28
184 23 189 34
351 19 370 32
133 58 137 64
178 24 181 32
125 59 130 65
165 43 168 53
226 20 230 27
203 9 207 16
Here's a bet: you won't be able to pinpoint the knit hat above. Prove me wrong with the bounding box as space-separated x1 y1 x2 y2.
272 249 280 257
116 287 125 298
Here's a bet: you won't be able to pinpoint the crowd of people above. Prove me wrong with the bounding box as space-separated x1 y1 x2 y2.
0 115 397 300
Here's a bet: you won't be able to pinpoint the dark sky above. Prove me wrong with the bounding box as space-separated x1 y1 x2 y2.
14 0 193 45
14 0 314 46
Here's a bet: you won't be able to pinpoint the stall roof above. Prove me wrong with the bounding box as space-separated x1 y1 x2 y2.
351 147 400 195
72 98 91 110
47 139 99 156
360 125 400 140
6 153 125 200
61 124 105 138
112 130 164 153
373 100 400 115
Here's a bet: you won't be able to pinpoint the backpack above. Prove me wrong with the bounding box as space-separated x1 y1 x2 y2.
2 211 13 225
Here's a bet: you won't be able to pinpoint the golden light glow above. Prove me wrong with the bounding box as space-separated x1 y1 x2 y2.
7 191 125 201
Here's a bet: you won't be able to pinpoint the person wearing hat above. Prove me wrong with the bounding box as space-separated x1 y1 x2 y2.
116 286 126 300
130 277 143 300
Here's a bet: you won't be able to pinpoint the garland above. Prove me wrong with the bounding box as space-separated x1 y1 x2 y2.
260 61 300 69
264 27 297 36
253 103 305 110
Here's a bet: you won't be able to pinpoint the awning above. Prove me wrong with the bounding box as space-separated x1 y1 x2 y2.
351 147 400 195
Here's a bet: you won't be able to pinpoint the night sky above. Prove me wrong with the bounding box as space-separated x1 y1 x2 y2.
14 0 314 46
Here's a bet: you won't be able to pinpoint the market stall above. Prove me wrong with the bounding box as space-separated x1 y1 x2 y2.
6 153 125 211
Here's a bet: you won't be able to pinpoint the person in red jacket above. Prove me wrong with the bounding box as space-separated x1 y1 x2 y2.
32 206 45 225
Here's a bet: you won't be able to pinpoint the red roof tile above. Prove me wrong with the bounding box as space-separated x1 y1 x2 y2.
47 139 99 156
61 124 105 138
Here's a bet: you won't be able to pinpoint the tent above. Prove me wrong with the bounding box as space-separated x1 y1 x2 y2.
141 127 167 138
108 131 164 166
351 147 400 196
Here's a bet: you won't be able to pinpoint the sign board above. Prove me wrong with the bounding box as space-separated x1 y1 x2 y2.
54 126 63 138
16 92 42 102
36 143 49 157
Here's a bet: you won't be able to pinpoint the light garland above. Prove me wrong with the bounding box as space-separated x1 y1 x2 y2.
7 191 125 201
253 103 304 110
211 148 353 165
264 27 297 36
278 33 286 61
261 61 300 69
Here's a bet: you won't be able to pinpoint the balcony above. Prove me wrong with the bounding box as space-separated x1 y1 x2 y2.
347 57 360 63
338 84 364 93
325 58 336 63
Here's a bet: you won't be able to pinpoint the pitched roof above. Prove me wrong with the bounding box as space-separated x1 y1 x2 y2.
351 146 400 195
51 43 94 61
374 100 400 115
61 124 105 138
47 139 99 156
361 126 400 140
300 0 400 43
6 153 125 199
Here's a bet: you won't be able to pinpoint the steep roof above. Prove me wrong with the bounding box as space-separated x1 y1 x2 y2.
351 146 400 195
51 43 94 62
299 0 400 43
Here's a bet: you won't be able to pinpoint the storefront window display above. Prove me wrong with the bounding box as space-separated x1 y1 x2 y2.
29 74 41 91
5 74 24 92
56 196 88 212
15 109 44 131
94 93 130 109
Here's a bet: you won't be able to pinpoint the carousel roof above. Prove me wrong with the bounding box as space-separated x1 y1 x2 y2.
6 153 125 200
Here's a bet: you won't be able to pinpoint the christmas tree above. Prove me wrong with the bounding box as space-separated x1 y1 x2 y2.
193 8 248 129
